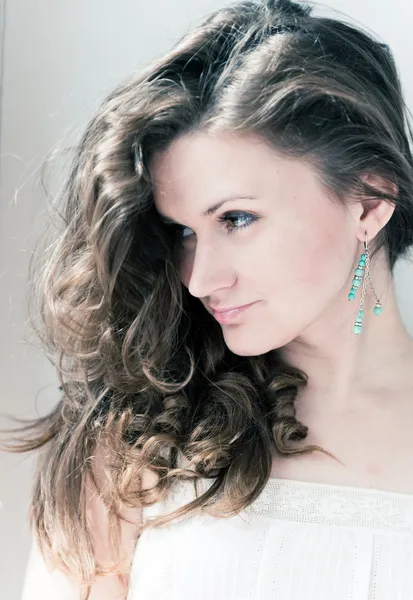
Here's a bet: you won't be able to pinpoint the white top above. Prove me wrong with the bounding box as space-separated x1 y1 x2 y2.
127 475 413 600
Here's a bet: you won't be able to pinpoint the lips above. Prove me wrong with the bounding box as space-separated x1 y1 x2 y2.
211 302 254 313
210 301 258 324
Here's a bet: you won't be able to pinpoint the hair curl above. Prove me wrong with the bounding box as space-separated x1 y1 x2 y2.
3 0 413 596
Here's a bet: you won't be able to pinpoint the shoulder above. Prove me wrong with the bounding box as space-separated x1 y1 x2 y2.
22 442 156 600
85 442 158 575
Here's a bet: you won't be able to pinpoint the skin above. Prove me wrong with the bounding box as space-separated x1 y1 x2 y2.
26 128 413 598
149 129 413 494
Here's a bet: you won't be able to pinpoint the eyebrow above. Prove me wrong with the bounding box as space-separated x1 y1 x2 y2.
158 195 258 224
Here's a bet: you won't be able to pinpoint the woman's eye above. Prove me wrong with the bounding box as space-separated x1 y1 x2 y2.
173 211 259 240
218 211 259 234
180 226 195 238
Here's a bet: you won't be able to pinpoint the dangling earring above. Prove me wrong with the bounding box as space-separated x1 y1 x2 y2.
348 231 383 335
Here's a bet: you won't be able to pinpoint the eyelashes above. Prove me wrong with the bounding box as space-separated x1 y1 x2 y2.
217 211 259 234
172 211 260 240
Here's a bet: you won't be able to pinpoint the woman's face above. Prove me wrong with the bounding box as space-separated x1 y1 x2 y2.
149 130 360 356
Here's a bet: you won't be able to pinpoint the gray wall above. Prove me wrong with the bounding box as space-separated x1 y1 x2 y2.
1 0 412 597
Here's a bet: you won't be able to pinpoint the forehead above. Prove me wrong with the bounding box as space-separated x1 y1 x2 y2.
149 130 271 188
148 129 323 215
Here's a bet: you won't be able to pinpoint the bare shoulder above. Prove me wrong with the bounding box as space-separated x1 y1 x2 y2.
81 444 158 599
24 444 156 600
22 440 157 600
86 442 158 558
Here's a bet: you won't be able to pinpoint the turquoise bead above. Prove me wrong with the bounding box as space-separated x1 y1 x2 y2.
373 305 383 315
353 324 362 334
352 279 361 287
360 253 366 260
348 293 355 300
355 268 364 276
358 260 366 267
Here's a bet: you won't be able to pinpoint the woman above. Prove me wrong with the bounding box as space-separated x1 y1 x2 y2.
5 0 413 598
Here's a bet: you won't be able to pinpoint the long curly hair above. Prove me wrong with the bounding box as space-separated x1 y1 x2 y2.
3 0 413 596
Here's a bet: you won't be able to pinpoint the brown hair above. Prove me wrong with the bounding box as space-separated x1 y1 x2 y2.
3 0 413 596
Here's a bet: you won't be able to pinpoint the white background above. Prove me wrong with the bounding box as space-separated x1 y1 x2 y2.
1 1 413 597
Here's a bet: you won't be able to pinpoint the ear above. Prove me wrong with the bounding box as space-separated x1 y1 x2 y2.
354 173 398 243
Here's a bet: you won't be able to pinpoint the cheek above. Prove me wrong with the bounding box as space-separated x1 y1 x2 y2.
179 265 190 287
273 213 352 305
175 246 192 287
252 207 351 306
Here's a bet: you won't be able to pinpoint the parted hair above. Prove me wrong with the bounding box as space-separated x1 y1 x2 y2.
4 0 413 597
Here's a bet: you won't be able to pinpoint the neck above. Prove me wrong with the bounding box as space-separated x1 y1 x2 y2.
278 251 413 412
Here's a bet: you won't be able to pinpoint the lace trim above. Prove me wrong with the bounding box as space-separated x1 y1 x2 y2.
143 476 413 534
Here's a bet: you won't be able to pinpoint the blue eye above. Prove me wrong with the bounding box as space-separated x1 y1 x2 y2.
218 211 259 234
179 225 195 239
173 211 259 240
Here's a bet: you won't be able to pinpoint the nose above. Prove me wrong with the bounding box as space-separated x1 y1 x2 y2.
181 241 235 298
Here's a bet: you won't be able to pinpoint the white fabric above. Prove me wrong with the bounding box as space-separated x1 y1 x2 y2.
127 475 413 600
21 540 81 600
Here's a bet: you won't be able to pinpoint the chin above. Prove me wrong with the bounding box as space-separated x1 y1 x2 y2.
222 324 296 357
222 333 276 357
